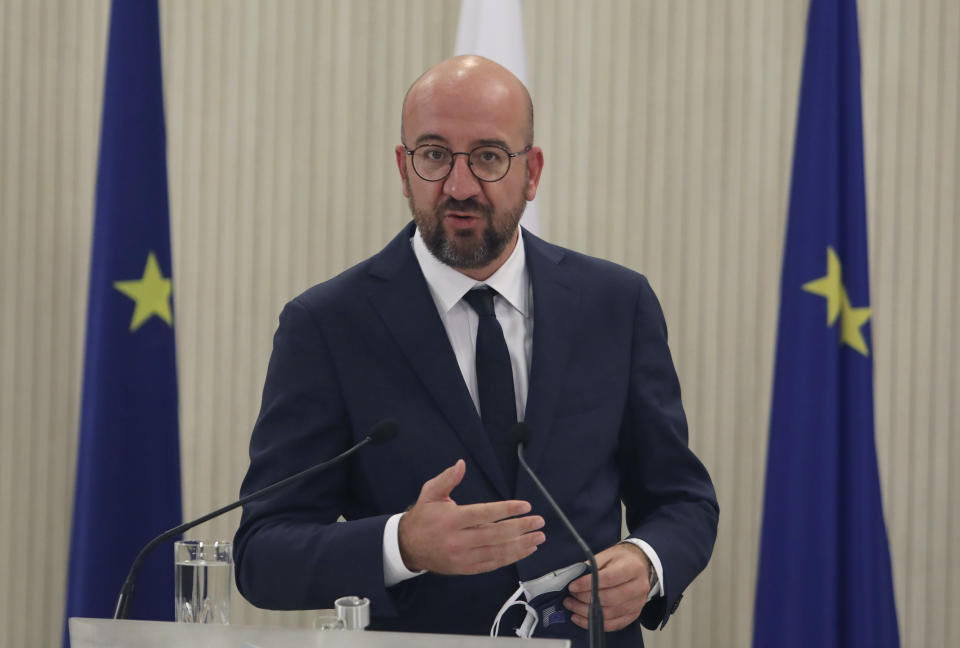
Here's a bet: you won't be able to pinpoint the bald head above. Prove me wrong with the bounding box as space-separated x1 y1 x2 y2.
400 55 534 147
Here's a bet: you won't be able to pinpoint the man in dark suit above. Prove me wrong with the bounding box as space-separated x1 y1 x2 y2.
234 56 718 647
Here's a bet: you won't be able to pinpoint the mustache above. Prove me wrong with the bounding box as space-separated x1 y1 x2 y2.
438 198 490 215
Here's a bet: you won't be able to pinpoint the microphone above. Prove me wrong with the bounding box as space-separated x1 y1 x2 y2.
113 419 400 620
512 422 605 648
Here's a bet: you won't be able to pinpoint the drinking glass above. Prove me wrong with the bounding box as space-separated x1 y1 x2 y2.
174 540 232 624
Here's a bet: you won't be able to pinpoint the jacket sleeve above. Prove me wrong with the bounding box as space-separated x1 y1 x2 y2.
618 276 719 630
232 297 400 616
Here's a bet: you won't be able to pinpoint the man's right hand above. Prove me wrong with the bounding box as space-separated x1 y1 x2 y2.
398 459 546 574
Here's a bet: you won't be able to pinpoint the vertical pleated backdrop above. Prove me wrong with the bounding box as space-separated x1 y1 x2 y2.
0 1 957 646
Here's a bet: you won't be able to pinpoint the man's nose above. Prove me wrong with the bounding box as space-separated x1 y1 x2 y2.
442 154 482 201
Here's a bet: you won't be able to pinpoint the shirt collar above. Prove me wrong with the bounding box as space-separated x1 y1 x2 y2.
412 225 530 317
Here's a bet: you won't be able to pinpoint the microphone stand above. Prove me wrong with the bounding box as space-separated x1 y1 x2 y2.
114 422 396 619
516 440 605 648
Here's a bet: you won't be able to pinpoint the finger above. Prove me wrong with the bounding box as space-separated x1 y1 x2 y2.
567 578 649 609
461 515 545 545
566 587 591 605
565 598 643 632
594 598 645 621
567 548 612 593
563 595 591 619
461 533 545 574
568 552 639 593
471 529 546 560
457 499 533 526
601 611 644 632
419 459 466 502
567 572 593 595
569 568 620 595
571 575 648 606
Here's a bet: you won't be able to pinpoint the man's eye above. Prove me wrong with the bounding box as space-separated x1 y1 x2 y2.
479 150 502 163
424 148 448 161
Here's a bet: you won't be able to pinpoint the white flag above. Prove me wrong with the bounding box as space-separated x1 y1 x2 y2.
454 0 539 235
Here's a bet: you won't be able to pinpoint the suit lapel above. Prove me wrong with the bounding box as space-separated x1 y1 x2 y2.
522 232 581 474
366 224 510 498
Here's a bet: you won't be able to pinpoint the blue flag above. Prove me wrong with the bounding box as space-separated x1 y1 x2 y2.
753 1 899 647
63 0 181 643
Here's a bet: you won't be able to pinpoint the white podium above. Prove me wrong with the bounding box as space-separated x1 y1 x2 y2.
68 618 571 648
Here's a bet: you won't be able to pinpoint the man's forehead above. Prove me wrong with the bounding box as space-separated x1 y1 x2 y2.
408 74 515 114
402 78 526 144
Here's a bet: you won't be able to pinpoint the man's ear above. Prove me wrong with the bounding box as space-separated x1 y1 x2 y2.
396 145 411 198
525 146 544 201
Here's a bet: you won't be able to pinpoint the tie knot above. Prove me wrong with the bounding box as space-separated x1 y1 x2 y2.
463 287 498 317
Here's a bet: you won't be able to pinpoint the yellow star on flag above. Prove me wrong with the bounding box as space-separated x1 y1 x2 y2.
839 290 871 356
802 246 870 356
801 247 843 325
113 251 173 331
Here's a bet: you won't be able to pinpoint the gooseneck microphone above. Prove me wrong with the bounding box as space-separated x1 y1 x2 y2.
113 419 400 620
512 422 605 648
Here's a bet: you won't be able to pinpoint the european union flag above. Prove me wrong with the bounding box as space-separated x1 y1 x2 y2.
63 0 181 643
753 1 899 647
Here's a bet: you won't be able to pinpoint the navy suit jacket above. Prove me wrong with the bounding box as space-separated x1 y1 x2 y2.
234 222 718 647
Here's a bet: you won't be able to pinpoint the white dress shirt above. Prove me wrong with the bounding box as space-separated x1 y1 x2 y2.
382 226 663 601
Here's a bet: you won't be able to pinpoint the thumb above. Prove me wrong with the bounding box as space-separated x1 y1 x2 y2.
419 459 466 502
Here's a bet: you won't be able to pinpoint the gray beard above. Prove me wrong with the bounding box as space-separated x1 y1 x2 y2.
410 199 525 270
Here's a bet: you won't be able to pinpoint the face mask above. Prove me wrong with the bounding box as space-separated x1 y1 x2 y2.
490 561 589 639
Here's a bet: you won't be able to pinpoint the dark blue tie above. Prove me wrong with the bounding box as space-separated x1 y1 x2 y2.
463 288 518 487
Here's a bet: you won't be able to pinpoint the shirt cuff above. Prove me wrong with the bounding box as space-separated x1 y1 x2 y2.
383 512 426 587
621 538 665 601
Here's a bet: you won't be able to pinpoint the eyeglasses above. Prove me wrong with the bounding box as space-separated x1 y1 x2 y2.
403 144 531 183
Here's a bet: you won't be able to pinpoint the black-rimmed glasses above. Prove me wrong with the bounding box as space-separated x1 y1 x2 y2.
404 144 531 183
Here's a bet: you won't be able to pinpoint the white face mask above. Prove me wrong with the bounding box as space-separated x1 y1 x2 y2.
490 562 589 639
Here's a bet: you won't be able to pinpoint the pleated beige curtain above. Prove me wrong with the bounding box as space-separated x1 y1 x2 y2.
0 1 957 645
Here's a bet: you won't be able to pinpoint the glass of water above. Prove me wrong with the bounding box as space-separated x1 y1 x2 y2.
174 540 232 624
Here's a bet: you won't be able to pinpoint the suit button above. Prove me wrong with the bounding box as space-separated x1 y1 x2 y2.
671 595 683 613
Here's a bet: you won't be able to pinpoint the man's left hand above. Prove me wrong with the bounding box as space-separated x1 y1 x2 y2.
563 542 653 632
